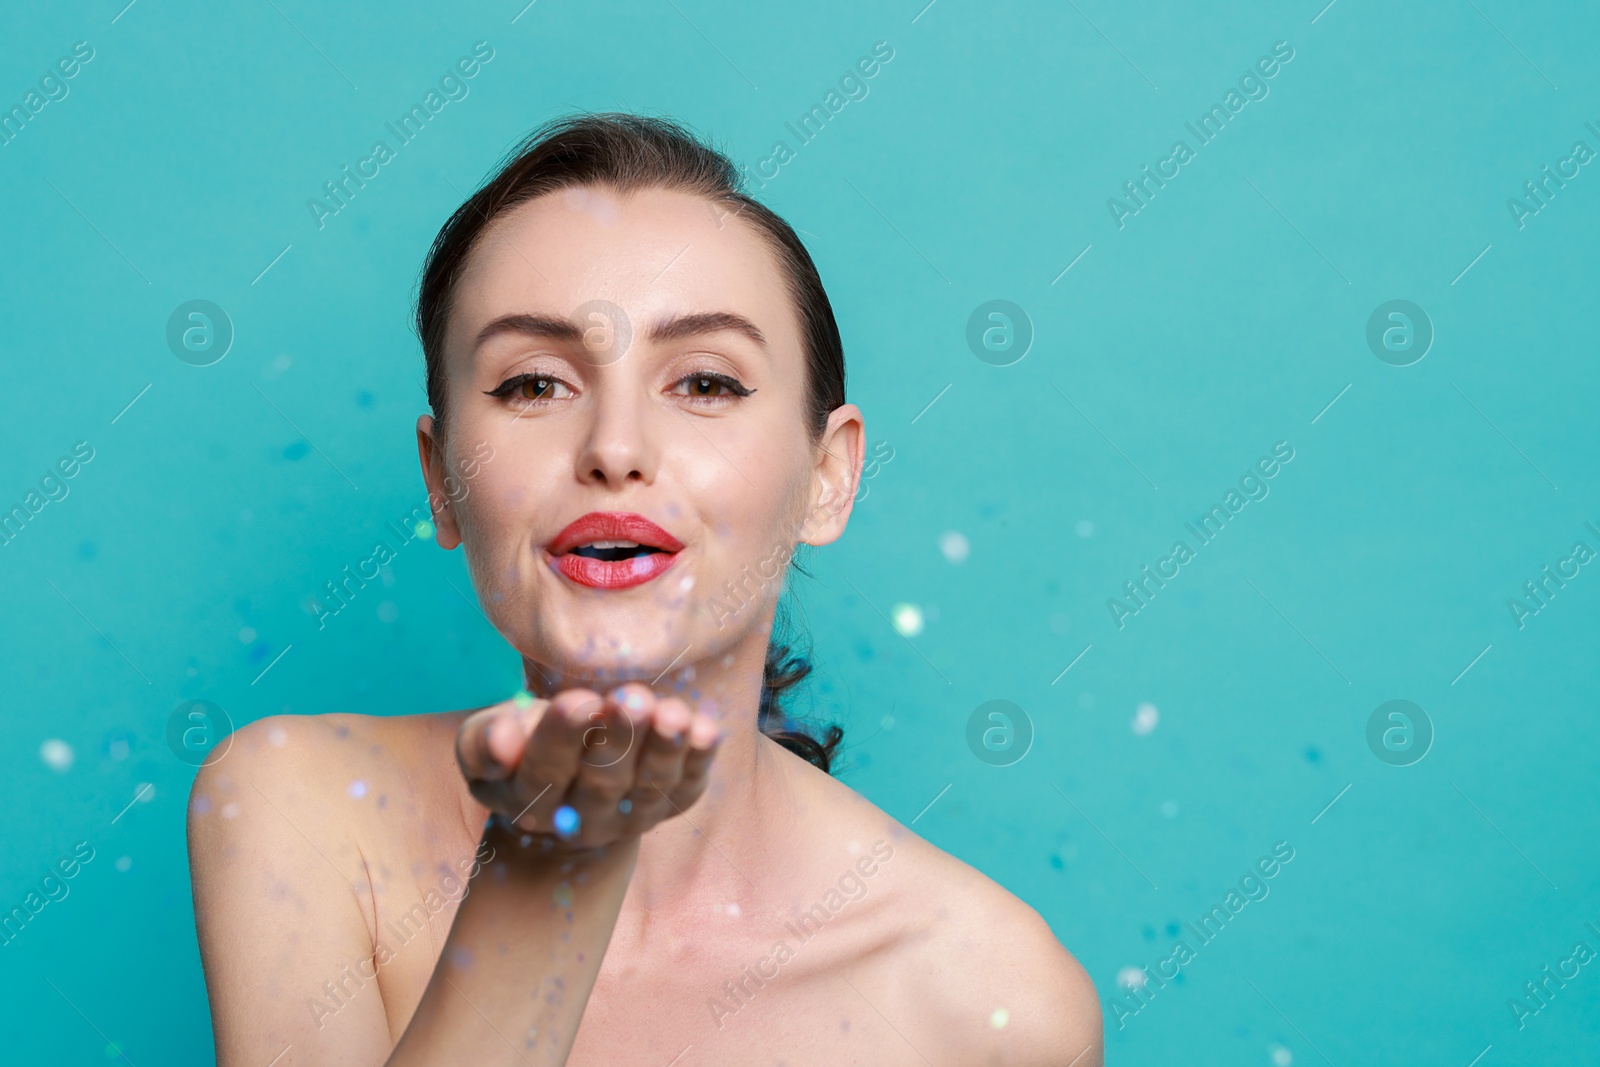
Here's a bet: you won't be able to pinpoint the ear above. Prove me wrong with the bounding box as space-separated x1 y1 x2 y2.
416 414 463 550
797 404 865 547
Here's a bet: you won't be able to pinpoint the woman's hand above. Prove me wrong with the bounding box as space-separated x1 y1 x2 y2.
455 682 722 851
382 683 721 1065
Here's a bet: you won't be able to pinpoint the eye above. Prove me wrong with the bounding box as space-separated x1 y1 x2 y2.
670 371 755 401
485 373 574 406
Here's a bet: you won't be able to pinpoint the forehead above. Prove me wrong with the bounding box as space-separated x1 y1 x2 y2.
444 184 799 361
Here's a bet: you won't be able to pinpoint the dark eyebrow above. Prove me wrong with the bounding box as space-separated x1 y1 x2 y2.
474 313 584 349
473 310 767 354
646 311 767 352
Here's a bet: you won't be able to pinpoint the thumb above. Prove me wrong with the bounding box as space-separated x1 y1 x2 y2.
457 696 548 781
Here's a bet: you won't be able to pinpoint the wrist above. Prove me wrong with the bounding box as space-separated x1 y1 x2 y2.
478 816 640 881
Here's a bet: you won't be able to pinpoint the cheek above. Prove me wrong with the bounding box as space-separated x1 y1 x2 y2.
704 468 812 589
702 431 809 526
452 451 538 568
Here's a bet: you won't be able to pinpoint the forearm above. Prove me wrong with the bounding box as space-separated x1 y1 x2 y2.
386 821 638 1066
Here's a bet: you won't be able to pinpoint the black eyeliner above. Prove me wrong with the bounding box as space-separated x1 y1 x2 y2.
682 372 755 397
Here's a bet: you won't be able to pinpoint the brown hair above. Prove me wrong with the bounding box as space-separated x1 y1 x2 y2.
414 112 845 772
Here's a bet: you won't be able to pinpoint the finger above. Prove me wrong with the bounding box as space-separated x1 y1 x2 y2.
581 683 651 777
662 712 722 813
456 700 535 783
678 712 723 784
464 774 524 820
566 686 652 817
632 696 693 799
614 702 689 826
510 690 596 827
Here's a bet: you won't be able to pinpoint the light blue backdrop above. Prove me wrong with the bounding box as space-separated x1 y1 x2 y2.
1 0 1596 1063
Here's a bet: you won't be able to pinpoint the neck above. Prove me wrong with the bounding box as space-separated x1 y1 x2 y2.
518 610 798 926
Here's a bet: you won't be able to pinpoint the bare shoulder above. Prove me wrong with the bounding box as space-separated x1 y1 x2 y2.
186 709 476 1063
187 707 480 886
785 758 1102 1066
190 708 468 823
886 833 1102 1066
186 708 467 919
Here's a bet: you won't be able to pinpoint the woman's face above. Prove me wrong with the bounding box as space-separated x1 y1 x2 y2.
417 183 862 687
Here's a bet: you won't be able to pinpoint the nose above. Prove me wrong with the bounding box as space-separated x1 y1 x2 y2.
575 373 655 488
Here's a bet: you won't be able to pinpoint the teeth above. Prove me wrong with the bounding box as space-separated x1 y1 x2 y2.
586 540 641 549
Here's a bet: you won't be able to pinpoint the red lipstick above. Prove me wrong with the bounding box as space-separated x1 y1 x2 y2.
546 511 685 591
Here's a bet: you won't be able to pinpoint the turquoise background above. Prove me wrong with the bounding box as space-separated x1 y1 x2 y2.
2 0 1597 1062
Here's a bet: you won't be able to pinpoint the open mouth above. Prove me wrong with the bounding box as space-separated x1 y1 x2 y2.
547 513 684 591
570 540 668 562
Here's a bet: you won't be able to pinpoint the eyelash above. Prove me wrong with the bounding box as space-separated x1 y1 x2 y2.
673 371 755 400
485 370 755 408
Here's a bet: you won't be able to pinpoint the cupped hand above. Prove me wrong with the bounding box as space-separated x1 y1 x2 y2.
455 683 722 851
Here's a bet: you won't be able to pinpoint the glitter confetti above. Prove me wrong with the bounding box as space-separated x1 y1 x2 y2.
1132 702 1159 735
939 531 969 563
1117 966 1147 990
552 805 580 837
348 780 368 799
40 739 73 772
989 1008 1009 1029
104 733 131 761
891 604 924 637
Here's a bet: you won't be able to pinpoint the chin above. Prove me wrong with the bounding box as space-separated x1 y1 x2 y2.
523 623 696 689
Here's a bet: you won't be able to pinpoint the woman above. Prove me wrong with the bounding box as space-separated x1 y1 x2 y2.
188 113 1101 1066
